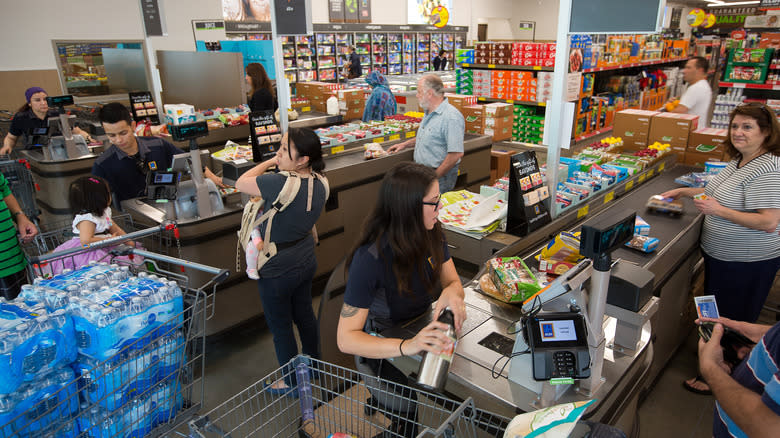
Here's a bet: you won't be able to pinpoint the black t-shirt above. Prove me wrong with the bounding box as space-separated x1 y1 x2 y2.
349 52 362 77
248 89 278 113
344 238 451 333
8 110 59 148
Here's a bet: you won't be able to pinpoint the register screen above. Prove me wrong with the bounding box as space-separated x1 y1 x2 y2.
154 173 174 184
539 320 577 342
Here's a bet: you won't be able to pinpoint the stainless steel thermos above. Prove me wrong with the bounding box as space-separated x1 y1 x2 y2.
416 308 457 390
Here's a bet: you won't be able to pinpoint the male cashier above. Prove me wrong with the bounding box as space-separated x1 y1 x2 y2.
388 74 465 193
670 56 712 128
92 103 223 205
698 317 780 437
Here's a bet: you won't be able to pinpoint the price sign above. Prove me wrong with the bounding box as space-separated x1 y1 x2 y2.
604 191 615 204
577 205 589 219
626 180 635 191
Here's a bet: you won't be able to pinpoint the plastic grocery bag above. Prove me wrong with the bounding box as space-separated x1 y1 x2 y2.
503 399 595 438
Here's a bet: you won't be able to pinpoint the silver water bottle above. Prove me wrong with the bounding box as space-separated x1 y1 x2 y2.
416 308 457 391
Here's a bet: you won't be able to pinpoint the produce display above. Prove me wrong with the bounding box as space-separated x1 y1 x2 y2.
314 117 421 148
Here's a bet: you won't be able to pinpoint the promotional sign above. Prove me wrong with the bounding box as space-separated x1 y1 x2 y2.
408 0 453 25
249 110 282 162
345 0 359 22
703 13 717 29
687 8 706 27
141 0 165 36
431 6 449 27
274 0 313 35
329 0 345 22
507 151 552 236
128 92 160 124
745 14 780 28
358 0 371 23
221 0 271 22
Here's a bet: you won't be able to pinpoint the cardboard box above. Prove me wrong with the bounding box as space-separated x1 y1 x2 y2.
341 106 364 121
687 128 728 149
444 93 476 112
612 109 659 150
684 149 725 168
648 112 699 148
463 105 485 134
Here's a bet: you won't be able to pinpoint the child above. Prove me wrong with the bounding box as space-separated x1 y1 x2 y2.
244 197 264 280
47 176 138 275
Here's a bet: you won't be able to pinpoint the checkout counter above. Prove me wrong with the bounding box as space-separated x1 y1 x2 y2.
324 154 703 433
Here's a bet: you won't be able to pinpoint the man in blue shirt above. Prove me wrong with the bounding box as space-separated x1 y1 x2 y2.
388 74 464 193
698 317 780 437
92 103 222 205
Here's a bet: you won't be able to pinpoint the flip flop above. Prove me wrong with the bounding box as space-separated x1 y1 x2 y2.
263 378 297 398
682 376 712 396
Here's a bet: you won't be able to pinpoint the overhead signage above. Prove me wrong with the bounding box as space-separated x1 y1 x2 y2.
358 0 372 23
345 0 359 23
407 0 453 25
329 0 345 22
745 14 780 28
221 0 271 22
224 22 467 33
140 0 165 36
760 0 780 8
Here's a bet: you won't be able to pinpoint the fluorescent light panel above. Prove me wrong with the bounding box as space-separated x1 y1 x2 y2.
703 0 760 5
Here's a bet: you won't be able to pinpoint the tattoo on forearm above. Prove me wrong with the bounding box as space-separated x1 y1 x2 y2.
340 304 359 317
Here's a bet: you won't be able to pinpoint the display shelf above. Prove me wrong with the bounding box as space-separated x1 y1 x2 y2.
582 56 689 73
459 63 554 72
573 125 613 142
718 81 780 90
476 97 546 107
771 64 780 69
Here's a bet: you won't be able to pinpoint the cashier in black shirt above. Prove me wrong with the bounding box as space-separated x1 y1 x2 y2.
91 102 223 205
1 87 93 154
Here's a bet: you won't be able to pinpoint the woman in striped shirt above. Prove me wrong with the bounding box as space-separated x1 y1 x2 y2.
663 102 780 394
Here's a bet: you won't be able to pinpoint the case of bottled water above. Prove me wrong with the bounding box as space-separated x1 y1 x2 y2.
0 367 78 437
0 301 77 394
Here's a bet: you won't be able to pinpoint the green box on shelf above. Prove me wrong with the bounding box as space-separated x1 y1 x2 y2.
723 47 774 84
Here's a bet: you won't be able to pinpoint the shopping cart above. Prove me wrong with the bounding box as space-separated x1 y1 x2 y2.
0 225 228 438
180 355 510 438
0 156 40 222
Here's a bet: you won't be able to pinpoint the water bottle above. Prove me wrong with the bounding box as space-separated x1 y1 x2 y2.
416 308 457 391
296 362 315 424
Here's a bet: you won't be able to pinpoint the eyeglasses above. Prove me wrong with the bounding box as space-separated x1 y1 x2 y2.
422 196 441 210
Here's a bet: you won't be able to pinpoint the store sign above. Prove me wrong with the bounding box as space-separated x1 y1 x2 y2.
760 0 780 8
140 0 164 36
221 0 271 22
274 0 313 35
358 0 371 23
745 14 780 28
249 111 282 162
128 91 160 124
329 0 345 22
431 6 449 28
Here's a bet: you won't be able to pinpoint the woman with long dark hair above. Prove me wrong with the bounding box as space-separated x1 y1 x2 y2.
245 62 277 112
336 162 466 436
236 127 327 394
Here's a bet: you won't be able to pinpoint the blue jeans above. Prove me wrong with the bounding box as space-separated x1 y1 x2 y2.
256 259 320 383
438 166 458 193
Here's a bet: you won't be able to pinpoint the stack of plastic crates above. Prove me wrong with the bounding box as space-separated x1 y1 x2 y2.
0 156 39 222
182 355 510 438
0 225 226 438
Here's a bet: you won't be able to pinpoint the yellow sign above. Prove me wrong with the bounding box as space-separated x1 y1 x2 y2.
389 134 400 141
431 6 449 28
301 106 311 112
331 146 344 154
406 131 416 138
604 191 615 204
638 174 646 183
647 169 655 178
703 13 716 29
533 66 542 70
488 64 496 68
373 137 384 143
659 162 665 172
687 8 706 27
577 205 589 219
626 180 635 191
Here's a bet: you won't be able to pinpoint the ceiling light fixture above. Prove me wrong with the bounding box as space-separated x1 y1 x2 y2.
705 0 760 6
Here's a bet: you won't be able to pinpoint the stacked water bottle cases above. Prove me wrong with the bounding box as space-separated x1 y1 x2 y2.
0 262 187 437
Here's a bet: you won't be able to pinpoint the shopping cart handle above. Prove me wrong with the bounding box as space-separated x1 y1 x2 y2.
130 248 229 281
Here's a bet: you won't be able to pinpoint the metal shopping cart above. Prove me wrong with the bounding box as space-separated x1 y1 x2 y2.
0 156 40 222
0 224 228 438
181 355 511 438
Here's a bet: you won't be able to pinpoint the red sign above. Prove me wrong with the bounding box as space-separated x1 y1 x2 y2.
731 29 747 40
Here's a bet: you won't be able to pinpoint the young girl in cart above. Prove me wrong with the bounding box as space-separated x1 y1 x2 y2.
45 176 139 275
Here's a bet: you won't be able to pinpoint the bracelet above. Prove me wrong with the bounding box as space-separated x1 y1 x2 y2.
12 212 22 218
399 339 406 357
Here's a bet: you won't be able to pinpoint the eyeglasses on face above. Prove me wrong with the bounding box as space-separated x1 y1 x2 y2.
422 196 441 210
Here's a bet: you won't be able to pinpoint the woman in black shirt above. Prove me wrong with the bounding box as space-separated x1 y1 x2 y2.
245 63 278 113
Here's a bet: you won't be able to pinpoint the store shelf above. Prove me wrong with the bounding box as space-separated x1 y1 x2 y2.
771 64 780 69
573 125 613 142
459 63 554 72
476 97 546 107
582 57 689 73
719 81 780 90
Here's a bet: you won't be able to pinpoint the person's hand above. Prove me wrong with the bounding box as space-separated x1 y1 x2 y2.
16 216 37 243
433 290 466 335
0 145 12 155
204 168 227 188
699 323 731 379
387 141 408 153
403 320 455 356
660 188 687 199
694 197 723 216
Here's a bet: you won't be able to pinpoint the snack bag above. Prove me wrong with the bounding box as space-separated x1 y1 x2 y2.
484 257 541 303
503 400 595 438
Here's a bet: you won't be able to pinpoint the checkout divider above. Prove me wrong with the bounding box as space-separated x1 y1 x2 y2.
365 154 704 433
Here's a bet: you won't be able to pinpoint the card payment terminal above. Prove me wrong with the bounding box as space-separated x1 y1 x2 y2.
523 312 591 381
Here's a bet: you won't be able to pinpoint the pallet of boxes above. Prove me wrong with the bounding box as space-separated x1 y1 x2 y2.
296 82 341 114
459 100 513 142
612 109 705 163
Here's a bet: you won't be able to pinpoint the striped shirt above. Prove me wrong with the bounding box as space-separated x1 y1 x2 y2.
0 174 26 278
701 154 780 262
714 322 780 437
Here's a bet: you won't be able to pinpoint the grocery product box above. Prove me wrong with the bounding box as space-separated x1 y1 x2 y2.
687 128 728 149
612 109 659 150
648 112 699 149
462 105 485 134
444 93 477 112
164 104 196 125
683 143 725 167
484 124 512 141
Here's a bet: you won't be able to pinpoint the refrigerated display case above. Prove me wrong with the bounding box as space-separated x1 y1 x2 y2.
372 33 387 74
417 33 431 72
336 33 353 77
316 33 337 81
388 33 402 75
403 33 415 74
443 33 455 71
431 33 443 60
296 35 316 82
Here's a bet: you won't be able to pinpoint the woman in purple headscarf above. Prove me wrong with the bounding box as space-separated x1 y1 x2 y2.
363 71 398 122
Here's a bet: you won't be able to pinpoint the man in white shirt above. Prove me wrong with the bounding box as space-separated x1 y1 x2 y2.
671 56 712 127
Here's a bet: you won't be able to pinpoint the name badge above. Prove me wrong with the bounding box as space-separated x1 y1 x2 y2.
148 161 158 171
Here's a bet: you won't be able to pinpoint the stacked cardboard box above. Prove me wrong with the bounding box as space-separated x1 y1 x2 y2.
490 42 512 65
296 82 342 112
513 105 544 144
647 112 699 160
684 128 728 167
483 103 513 141
506 71 536 102
612 109 659 150
474 43 491 64
511 42 556 68
337 88 366 121
462 105 485 135
456 48 475 64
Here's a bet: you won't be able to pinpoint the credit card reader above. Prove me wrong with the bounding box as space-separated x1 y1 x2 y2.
523 312 591 381
146 171 180 201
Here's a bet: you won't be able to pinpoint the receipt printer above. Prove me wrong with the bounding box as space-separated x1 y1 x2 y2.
606 261 655 312
524 312 590 381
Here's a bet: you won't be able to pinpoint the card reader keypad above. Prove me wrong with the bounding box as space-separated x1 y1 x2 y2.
553 351 576 377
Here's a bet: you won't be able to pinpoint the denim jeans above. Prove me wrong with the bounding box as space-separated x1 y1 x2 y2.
256 259 320 383
438 166 458 193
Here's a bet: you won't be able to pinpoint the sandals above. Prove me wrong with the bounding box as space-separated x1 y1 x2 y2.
682 375 712 396
263 379 297 398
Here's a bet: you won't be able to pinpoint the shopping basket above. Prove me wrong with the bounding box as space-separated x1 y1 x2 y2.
0 226 228 438
181 355 510 438
0 156 40 222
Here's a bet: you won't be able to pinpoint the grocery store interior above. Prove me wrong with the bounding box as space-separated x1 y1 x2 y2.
1 0 780 437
